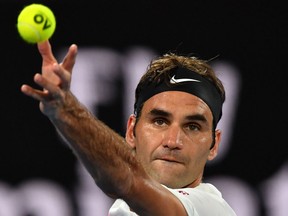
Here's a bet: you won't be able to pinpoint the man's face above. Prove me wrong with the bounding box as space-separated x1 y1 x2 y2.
126 91 220 188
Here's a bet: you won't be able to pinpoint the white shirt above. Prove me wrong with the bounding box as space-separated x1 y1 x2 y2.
108 183 237 216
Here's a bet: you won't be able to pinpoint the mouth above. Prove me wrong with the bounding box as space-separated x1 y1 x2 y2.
157 156 182 164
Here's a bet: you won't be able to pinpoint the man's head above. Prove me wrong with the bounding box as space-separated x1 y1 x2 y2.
125 53 225 188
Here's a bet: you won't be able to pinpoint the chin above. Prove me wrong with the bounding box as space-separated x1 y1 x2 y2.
154 175 179 188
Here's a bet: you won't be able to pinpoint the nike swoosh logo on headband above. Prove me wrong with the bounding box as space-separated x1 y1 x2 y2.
170 75 201 84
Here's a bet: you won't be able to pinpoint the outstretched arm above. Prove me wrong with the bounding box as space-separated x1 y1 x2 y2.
21 40 134 194
21 41 187 216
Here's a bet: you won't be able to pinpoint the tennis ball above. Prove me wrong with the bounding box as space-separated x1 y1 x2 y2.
17 4 56 44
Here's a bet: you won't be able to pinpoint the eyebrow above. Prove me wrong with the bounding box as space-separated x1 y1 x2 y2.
148 109 171 119
148 108 208 123
186 114 207 123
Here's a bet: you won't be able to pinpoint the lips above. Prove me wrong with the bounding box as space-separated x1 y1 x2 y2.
156 155 182 164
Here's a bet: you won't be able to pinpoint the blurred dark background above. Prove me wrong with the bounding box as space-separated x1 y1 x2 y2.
1 0 287 215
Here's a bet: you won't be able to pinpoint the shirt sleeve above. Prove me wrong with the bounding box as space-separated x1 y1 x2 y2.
108 199 138 216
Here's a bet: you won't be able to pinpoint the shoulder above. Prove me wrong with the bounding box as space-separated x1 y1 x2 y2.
163 183 237 216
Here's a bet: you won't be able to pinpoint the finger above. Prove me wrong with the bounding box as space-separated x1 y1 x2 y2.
21 73 61 100
37 40 57 65
21 84 49 101
52 63 71 90
33 73 61 97
61 44 78 73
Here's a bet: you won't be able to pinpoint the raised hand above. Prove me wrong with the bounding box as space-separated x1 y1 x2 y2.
21 40 78 117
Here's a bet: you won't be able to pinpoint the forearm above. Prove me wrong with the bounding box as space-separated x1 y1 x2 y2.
50 91 138 197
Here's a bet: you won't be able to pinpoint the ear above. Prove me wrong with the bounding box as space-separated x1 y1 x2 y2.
208 129 221 161
125 114 137 149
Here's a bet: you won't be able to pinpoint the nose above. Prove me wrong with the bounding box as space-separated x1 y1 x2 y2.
162 124 184 150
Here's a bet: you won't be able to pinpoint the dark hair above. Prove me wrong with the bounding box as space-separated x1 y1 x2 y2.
134 53 225 125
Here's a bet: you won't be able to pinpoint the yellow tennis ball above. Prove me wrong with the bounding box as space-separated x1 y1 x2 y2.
17 4 56 44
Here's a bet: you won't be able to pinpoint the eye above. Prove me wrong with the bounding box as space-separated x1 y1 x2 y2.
185 123 200 131
154 118 167 126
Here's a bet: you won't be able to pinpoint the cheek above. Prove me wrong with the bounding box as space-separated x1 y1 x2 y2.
186 134 213 160
134 125 162 159
195 132 213 148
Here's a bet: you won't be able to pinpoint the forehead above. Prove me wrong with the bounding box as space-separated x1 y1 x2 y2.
142 91 213 118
